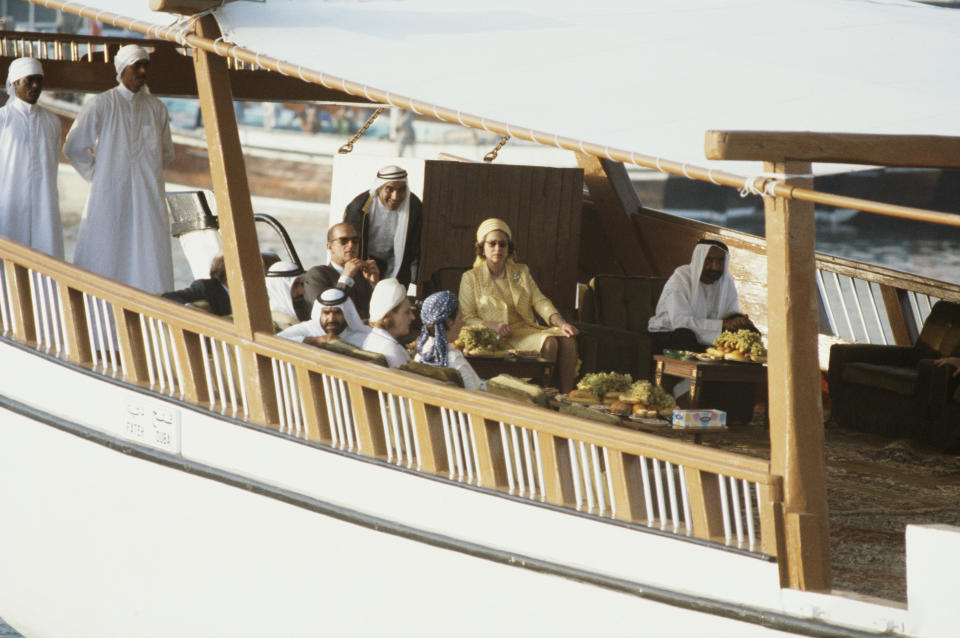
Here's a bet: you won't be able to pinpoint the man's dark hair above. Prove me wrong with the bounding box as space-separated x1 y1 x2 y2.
209 254 227 284
327 221 358 243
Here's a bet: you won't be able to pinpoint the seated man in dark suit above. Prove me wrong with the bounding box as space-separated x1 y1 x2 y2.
303 222 379 319
343 165 422 287
162 253 231 316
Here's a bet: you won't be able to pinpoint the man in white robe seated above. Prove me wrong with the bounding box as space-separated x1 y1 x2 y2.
0 57 63 258
648 239 757 352
278 287 371 348
64 44 175 293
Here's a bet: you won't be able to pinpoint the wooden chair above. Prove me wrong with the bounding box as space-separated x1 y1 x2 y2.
575 274 668 379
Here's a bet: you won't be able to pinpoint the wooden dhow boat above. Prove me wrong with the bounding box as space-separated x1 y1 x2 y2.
2 1 960 636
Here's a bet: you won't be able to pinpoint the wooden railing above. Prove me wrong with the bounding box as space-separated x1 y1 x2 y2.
0 237 784 559
814 253 960 346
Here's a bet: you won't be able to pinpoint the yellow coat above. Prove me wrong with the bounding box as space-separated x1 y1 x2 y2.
459 261 563 351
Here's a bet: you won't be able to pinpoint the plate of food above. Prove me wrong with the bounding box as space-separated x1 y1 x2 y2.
710 330 768 363
454 326 503 358
575 371 635 405
630 417 671 427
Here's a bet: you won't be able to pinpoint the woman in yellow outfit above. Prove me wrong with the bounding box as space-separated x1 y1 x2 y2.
459 218 579 393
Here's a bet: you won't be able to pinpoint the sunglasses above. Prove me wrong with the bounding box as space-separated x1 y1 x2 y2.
334 236 360 245
484 240 509 249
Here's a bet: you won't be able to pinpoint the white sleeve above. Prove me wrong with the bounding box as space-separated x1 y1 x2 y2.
63 99 99 182
448 350 485 391
277 321 318 343
649 280 723 345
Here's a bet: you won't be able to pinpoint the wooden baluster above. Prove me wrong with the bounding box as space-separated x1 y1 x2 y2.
112 306 149 384
879 284 914 345
170 327 208 403
467 413 507 490
348 382 387 457
58 285 92 365
409 401 447 474
684 468 726 542
296 368 330 443
536 432 576 506
758 478 787 582
5 263 36 344
606 451 645 524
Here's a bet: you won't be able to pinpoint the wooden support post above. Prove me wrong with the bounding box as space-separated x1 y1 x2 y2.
5 263 36 344
58 286 92 365
192 15 276 425
112 306 149 384
606 452 645 523
879 284 914 345
468 413 508 490
296 368 328 443
410 402 446 474
575 154 659 275
171 327 207 403
763 160 831 590
349 382 387 457
684 468 725 541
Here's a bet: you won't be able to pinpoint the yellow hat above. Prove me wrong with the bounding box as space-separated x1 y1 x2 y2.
475 218 512 243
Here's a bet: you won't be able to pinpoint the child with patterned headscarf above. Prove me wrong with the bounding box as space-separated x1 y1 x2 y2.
415 291 485 391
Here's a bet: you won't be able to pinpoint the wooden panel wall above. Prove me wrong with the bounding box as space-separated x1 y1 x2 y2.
419 161 583 318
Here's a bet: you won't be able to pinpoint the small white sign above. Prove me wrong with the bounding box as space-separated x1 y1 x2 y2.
121 400 182 454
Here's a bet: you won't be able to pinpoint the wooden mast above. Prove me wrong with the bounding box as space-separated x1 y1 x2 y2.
191 14 277 424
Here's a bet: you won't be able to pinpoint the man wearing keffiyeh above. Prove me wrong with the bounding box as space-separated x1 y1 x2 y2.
343 165 423 287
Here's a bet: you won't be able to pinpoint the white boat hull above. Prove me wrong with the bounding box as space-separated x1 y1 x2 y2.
0 339 922 637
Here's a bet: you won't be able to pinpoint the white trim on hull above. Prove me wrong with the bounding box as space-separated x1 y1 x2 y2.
0 340 911 637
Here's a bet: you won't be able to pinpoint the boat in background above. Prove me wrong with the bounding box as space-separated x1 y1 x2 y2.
2 1 960 636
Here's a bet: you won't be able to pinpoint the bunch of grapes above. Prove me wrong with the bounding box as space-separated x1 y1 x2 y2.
577 372 633 397
714 329 765 356
457 326 500 352
621 381 676 409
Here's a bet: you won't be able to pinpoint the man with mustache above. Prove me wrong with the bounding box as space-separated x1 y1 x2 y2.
0 57 63 257
648 238 757 352
278 287 371 348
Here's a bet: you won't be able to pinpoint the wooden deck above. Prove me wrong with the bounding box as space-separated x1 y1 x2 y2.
698 413 960 602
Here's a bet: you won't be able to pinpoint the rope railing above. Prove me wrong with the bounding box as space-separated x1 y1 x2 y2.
27 0 960 229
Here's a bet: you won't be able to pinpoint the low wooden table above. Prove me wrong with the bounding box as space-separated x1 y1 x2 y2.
466 354 554 386
653 355 767 424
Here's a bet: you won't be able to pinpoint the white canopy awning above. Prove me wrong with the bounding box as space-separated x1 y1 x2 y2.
38 0 960 176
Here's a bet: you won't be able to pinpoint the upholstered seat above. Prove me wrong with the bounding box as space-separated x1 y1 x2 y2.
575 275 667 378
828 300 960 449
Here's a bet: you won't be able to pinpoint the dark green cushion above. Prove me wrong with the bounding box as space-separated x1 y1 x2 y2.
558 402 622 425
842 362 917 396
317 340 388 367
486 374 547 406
592 275 667 334
398 361 464 387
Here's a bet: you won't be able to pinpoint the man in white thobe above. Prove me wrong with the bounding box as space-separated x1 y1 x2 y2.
64 44 175 293
648 239 757 350
0 57 64 257
278 287 371 348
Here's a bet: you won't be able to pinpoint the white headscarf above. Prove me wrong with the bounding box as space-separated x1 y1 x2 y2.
368 165 410 279
310 288 371 346
5 57 42 90
114 44 149 83
368 277 407 323
265 260 302 318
